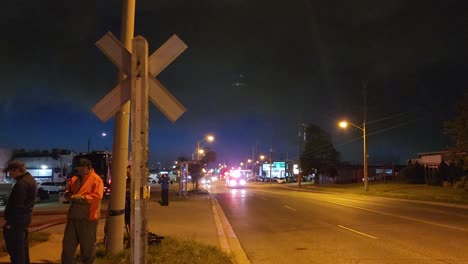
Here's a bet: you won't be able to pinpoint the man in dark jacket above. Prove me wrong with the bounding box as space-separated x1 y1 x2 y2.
3 160 37 264
158 174 170 206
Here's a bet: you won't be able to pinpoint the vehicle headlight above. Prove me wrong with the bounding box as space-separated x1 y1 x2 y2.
229 179 237 186
240 179 246 185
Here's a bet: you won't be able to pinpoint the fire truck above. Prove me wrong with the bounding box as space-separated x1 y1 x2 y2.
225 169 247 188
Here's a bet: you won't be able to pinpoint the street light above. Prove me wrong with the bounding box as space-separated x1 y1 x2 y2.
197 135 214 160
339 120 368 191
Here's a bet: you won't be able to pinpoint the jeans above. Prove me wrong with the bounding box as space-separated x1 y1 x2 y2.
161 189 169 205
3 225 30 264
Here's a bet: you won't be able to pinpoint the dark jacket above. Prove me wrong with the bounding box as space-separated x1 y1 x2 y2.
158 176 170 190
4 172 37 228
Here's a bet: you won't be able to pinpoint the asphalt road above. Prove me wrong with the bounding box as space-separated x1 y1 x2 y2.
212 182 468 264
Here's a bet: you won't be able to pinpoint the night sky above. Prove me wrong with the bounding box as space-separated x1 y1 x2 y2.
1 0 467 168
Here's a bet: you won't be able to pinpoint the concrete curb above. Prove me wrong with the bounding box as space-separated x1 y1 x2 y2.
209 194 231 254
209 193 251 264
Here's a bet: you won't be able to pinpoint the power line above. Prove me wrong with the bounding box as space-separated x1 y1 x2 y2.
366 111 411 125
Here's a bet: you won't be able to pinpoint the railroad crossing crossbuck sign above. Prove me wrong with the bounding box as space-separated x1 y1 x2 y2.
92 32 187 122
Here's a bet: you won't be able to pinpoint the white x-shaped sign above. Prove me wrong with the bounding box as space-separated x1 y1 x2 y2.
92 32 187 123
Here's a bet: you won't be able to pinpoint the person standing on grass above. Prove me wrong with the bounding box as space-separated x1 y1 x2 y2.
3 160 37 264
61 158 103 264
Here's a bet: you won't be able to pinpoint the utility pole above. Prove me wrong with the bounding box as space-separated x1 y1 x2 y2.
298 123 304 187
107 0 135 254
130 36 149 263
362 82 368 192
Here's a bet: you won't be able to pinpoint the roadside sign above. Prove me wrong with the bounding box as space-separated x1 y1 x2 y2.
92 32 187 123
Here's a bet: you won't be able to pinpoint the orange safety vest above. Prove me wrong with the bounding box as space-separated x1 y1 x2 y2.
67 169 104 221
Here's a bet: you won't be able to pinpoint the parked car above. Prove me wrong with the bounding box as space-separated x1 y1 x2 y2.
38 181 66 194
0 188 51 206
35 188 50 203
0 193 8 206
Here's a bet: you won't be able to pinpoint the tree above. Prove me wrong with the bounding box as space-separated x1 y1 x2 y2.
176 156 189 163
299 124 340 182
200 148 217 165
397 160 425 184
444 92 468 171
189 149 217 190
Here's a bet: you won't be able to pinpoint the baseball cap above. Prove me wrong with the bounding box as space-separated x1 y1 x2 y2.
3 160 26 172
74 158 92 168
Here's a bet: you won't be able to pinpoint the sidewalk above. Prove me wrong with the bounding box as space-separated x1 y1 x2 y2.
0 184 225 263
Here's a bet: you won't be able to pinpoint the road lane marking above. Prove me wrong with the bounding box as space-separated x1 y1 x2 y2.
338 225 378 239
333 203 468 232
256 188 468 232
284 205 296 211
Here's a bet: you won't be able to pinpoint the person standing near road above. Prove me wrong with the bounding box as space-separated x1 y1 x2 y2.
125 165 131 230
158 174 170 206
61 159 103 264
2 160 37 264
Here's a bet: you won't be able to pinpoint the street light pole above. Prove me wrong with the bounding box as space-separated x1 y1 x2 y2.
196 135 214 160
339 121 368 192
362 85 368 192
363 121 368 192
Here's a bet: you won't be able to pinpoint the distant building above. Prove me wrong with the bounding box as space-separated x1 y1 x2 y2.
4 150 75 182
0 148 14 182
409 151 449 168
335 163 405 184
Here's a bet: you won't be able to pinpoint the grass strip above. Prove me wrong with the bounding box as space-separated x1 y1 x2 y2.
95 236 233 264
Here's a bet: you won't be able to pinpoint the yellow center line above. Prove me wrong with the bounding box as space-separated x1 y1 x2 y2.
338 225 378 239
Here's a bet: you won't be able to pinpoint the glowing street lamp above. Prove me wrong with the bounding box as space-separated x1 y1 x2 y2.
339 120 368 191
197 135 214 160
